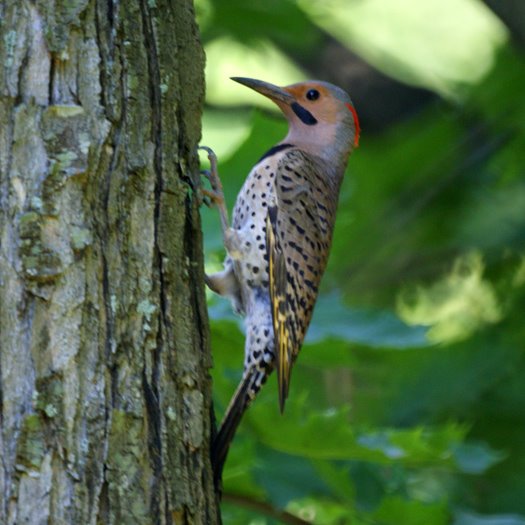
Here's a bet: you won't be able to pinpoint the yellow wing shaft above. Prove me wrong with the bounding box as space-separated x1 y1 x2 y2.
266 207 293 412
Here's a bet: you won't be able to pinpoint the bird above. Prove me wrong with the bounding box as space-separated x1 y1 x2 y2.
201 77 360 487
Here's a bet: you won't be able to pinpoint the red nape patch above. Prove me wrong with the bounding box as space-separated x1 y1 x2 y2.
345 103 360 147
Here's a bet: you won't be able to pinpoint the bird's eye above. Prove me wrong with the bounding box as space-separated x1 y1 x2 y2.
306 89 320 101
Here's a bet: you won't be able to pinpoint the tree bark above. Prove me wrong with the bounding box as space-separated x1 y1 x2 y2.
0 0 219 523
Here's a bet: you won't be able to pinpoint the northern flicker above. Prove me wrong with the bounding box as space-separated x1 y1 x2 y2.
201 77 360 485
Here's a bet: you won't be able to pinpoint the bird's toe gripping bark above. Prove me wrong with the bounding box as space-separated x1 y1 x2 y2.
198 146 230 234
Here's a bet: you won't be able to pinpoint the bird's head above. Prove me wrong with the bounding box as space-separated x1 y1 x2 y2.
232 77 360 168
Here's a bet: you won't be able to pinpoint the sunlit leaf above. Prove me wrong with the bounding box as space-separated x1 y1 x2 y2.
397 252 502 343
298 0 507 97
204 37 306 108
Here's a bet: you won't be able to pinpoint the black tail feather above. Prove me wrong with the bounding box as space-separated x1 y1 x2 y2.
212 375 252 491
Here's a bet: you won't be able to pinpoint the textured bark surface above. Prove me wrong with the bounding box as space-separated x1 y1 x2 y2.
0 0 219 523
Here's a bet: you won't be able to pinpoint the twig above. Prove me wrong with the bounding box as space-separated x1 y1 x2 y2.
222 492 312 525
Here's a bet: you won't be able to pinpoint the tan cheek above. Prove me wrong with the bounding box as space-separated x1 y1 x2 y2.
282 89 338 125
316 102 338 125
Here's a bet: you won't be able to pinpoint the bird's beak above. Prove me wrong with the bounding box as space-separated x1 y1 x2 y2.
231 77 294 105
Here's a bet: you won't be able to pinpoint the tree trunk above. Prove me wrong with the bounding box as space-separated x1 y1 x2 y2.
0 0 219 523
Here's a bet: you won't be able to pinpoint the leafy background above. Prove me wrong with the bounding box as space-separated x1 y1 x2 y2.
197 0 525 523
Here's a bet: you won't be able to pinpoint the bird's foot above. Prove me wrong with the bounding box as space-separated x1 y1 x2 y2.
200 185 225 208
198 146 230 233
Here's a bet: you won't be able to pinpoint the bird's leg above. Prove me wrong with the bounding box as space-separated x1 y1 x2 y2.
199 146 248 259
199 146 230 235
199 146 247 313
205 263 245 315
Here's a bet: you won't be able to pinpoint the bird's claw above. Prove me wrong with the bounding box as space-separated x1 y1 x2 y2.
201 187 224 207
199 146 222 193
201 195 212 208
197 170 213 207
198 145 216 158
198 145 230 233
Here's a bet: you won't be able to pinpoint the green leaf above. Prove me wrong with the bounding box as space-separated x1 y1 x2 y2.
372 496 449 525
245 397 478 471
307 292 429 349
312 460 355 506
222 437 266 499
200 0 323 52
252 448 332 508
